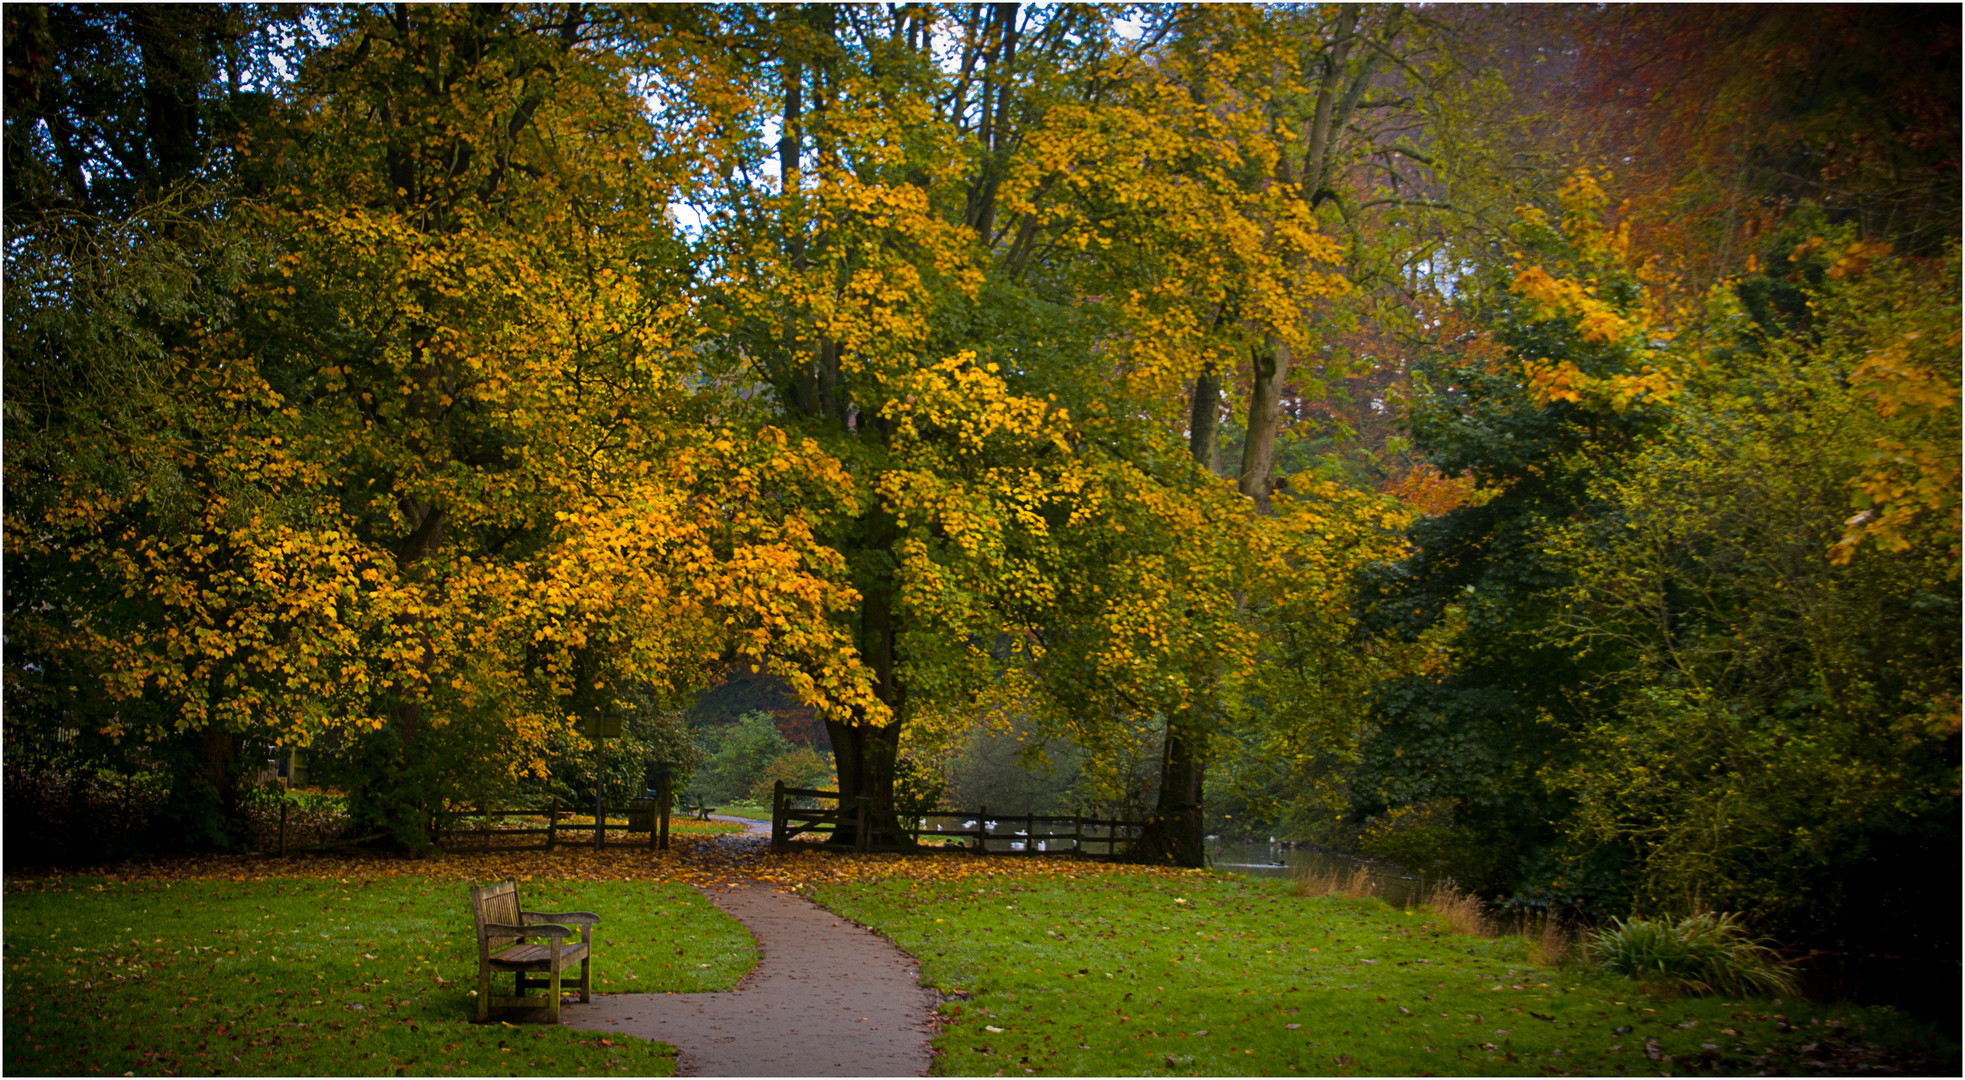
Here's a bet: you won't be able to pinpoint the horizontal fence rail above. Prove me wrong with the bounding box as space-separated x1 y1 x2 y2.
771 781 1143 856
431 799 674 852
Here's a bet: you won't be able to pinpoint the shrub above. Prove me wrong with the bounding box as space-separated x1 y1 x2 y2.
1589 911 1798 998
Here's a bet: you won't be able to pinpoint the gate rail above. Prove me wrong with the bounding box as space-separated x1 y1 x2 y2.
770 781 1142 856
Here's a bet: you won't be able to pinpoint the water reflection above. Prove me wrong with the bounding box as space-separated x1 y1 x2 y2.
1207 837 1429 909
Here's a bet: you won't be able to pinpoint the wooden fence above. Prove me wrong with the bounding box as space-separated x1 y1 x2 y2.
771 781 1142 856
431 800 672 852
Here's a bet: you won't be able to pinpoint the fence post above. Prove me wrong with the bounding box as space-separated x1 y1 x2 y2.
771 781 787 852
855 797 870 853
1073 810 1082 855
978 805 988 854
479 804 490 851
1026 812 1035 855
658 774 672 852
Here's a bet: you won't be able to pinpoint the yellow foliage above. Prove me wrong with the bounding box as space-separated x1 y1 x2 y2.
1510 168 1682 413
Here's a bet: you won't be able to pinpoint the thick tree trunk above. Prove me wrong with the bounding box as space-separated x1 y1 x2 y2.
367 490 444 851
1135 708 1207 866
826 487 908 847
199 724 241 844
823 717 904 847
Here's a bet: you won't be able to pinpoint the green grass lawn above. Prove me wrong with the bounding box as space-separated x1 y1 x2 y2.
816 870 1957 1077
3 874 754 1076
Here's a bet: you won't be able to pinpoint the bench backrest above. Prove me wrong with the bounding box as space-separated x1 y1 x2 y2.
470 879 523 959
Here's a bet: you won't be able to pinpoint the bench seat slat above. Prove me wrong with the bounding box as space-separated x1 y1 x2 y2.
490 942 588 968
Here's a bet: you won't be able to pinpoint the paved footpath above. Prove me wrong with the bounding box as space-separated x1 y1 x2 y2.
561 821 941 1076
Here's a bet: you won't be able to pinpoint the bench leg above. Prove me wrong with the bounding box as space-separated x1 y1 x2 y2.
547 961 562 1024
476 966 491 1022
579 953 591 1003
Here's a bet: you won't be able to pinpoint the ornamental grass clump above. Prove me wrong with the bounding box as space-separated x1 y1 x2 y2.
1589 910 1798 997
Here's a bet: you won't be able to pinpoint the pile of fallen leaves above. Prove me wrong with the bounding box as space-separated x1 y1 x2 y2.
4 833 1211 894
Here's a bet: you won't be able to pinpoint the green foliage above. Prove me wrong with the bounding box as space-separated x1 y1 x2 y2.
944 720 1087 817
544 692 700 813
1356 177 1960 966
1547 239 1959 955
0 876 753 1076
689 711 826 805
1588 912 1799 999
753 746 834 805
892 754 946 816
1357 801 1513 896
1210 483 1420 840
1352 183 1665 901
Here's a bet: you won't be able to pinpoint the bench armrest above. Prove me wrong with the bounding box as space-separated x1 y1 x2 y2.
523 911 599 926
482 921 571 939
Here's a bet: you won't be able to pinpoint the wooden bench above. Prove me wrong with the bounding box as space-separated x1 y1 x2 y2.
468 879 599 1023
684 802 717 821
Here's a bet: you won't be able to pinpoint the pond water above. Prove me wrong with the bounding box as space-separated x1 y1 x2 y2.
1206 837 1432 909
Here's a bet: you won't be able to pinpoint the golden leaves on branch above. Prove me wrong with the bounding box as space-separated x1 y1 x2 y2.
1510 168 1682 414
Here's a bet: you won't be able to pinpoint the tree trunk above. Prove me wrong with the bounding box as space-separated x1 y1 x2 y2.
1135 708 1208 866
826 487 907 847
1189 366 1221 470
1239 336 1292 514
824 717 903 847
366 490 444 851
199 724 241 845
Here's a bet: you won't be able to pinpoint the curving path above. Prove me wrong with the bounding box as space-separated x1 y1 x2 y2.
561 823 941 1076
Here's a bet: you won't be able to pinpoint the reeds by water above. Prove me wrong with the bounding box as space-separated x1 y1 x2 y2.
1288 861 1378 900
1414 878 1495 937
1290 860 1587 966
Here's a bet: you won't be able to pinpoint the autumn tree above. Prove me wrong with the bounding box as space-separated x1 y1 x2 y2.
7 6 881 852
667 4 1193 843
1000 3 1542 864
1356 148 1959 965
1350 171 1683 896
4 3 310 850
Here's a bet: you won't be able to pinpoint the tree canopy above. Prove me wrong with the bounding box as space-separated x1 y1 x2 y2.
6 2 1955 962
